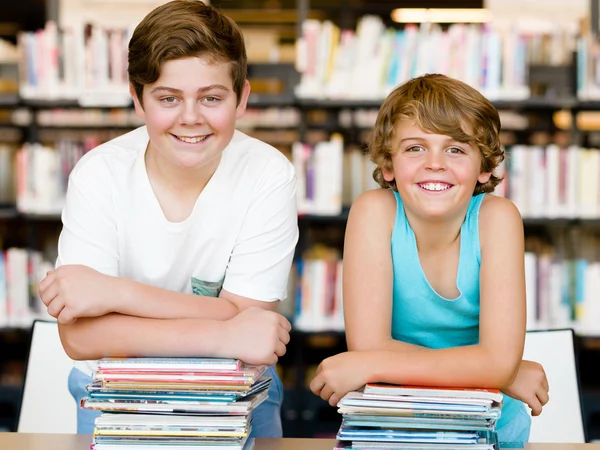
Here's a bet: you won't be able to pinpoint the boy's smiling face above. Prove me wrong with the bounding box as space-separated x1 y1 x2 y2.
384 119 491 221
132 56 249 171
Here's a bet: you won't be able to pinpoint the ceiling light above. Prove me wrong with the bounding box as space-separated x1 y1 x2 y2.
391 8 493 24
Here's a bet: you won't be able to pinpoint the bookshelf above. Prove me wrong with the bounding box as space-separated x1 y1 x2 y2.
2 74 600 439
1 0 600 441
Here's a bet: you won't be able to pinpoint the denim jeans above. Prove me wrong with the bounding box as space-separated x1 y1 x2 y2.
496 399 531 445
67 364 284 437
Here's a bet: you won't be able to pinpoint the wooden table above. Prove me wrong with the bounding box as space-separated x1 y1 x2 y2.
1 433 600 449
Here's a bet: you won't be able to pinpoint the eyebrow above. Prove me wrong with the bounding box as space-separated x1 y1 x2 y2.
399 136 468 145
149 84 231 95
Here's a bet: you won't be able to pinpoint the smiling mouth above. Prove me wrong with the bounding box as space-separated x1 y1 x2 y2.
171 133 211 144
418 182 453 192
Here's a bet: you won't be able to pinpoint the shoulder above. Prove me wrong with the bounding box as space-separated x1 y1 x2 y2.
68 126 147 184
348 189 397 234
478 194 524 250
227 130 294 181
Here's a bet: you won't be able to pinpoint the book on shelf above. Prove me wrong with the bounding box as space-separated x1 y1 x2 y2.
295 16 578 102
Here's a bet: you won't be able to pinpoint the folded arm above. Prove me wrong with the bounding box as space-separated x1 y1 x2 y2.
311 192 529 405
42 154 297 365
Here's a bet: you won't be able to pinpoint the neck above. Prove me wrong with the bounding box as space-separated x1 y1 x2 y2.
145 143 221 198
405 208 467 252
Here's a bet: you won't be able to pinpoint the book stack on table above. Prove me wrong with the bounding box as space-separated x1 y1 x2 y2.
81 357 270 450
334 384 502 450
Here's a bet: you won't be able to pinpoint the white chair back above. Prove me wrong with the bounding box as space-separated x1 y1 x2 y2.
17 320 76 433
523 329 586 443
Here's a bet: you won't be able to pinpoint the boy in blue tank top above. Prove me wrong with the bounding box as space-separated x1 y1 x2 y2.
310 74 549 444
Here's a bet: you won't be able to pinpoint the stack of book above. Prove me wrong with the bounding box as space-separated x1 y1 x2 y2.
334 384 502 449
81 357 270 450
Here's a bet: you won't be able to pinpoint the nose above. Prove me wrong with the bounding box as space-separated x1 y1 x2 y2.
425 150 445 170
180 100 203 125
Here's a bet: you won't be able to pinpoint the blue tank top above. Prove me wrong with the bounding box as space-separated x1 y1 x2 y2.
390 190 530 442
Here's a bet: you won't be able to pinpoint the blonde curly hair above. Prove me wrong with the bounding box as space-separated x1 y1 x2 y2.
369 74 504 195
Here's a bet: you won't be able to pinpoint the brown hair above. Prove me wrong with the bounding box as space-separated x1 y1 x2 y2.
369 74 504 195
128 0 247 107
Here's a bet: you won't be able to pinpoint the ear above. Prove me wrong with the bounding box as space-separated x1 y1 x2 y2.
382 163 395 182
478 171 492 184
235 80 251 120
129 83 146 120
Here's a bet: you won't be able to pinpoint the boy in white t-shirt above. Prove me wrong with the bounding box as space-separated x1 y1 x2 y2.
38 0 298 437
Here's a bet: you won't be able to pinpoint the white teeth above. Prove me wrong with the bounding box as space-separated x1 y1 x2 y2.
421 182 451 191
175 134 209 144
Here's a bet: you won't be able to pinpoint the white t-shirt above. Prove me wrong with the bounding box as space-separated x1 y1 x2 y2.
57 126 298 375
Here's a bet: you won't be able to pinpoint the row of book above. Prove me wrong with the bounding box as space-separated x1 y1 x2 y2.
0 247 54 328
9 15 590 105
334 384 502 449
291 247 344 333
525 233 600 335
18 22 132 105
295 16 577 101
83 357 268 450
16 138 102 214
497 144 600 219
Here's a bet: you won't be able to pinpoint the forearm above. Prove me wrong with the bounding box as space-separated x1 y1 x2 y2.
115 278 238 320
58 314 227 360
367 345 519 389
350 335 426 353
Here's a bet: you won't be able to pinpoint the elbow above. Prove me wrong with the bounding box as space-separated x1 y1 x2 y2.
485 354 521 389
58 323 100 361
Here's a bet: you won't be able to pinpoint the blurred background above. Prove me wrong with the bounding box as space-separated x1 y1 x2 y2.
0 0 599 441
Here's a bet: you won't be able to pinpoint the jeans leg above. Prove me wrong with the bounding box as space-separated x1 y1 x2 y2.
248 366 283 438
497 402 531 446
67 367 101 434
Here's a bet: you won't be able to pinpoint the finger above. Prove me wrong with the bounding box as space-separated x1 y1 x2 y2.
528 396 543 416
315 362 323 376
47 298 66 319
537 388 549 407
261 354 277 367
329 392 343 407
541 372 549 392
275 340 286 357
278 327 290 345
38 273 56 296
319 384 334 403
279 315 292 332
57 308 76 325
39 283 59 307
309 373 325 395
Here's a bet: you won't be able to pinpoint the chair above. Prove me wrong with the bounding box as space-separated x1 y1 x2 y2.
17 320 77 433
523 328 586 443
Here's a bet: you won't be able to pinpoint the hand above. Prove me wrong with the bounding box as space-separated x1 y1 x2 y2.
222 307 291 366
38 265 117 325
502 360 549 416
310 351 373 407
